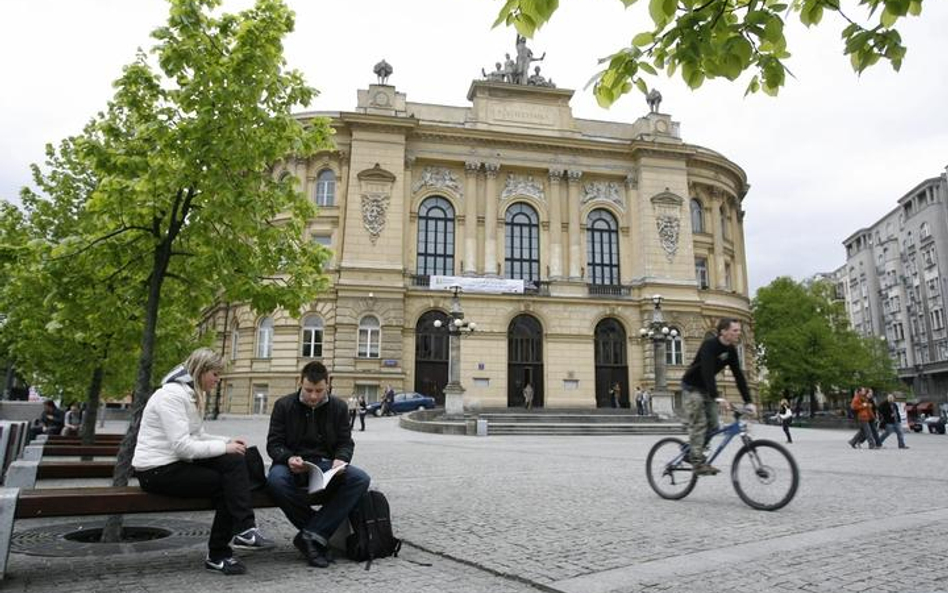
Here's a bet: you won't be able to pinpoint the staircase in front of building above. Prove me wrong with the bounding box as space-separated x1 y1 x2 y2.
480 411 686 436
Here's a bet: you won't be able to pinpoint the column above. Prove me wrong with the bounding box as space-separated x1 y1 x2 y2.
403 155 416 270
463 161 481 275
709 188 726 289
735 208 748 294
547 168 564 278
623 172 638 282
566 169 583 279
484 163 501 276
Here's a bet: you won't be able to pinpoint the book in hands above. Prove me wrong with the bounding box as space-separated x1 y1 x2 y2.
304 461 347 494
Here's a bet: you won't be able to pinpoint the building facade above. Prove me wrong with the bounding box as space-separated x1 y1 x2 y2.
201 70 756 414
838 169 948 401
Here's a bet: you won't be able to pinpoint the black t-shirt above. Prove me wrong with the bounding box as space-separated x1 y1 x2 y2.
680 336 750 402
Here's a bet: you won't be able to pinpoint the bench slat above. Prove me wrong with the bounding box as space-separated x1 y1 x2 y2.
48 434 123 442
14 487 280 518
41 445 120 457
37 461 116 479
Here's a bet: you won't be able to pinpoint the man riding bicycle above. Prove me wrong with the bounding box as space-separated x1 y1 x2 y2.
681 318 755 476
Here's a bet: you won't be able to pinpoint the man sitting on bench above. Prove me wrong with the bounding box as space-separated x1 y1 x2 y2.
133 348 275 576
266 361 371 568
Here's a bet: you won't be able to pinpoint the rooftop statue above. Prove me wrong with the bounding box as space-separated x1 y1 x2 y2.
647 88 662 113
373 59 393 85
527 65 555 88
481 36 549 86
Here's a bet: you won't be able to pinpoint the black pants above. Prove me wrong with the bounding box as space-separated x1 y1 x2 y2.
357 412 366 431
781 420 792 443
137 454 255 560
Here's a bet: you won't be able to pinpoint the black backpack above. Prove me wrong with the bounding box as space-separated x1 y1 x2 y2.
346 489 401 569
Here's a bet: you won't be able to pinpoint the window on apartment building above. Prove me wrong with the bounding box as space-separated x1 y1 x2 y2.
315 169 336 206
894 322 904 341
923 246 936 266
358 315 381 358
417 196 455 276
504 202 540 282
690 199 705 233
928 277 940 295
920 222 931 239
666 328 683 365
256 316 273 359
586 209 620 285
695 258 709 289
932 308 945 331
897 350 908 368
300 315 324 358
230 323 239 361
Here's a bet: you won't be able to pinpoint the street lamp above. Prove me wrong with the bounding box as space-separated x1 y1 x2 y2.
433 284 476 416
639 294 679 417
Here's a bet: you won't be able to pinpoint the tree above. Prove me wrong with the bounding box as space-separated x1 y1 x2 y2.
752 276 898 411
493 0 925 103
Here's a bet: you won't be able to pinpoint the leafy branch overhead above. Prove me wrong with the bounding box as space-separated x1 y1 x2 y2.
493 0 921 104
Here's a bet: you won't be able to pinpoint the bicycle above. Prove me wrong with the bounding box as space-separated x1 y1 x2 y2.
645 402 800 511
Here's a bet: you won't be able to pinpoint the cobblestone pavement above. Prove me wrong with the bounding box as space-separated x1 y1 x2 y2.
4 416 947 593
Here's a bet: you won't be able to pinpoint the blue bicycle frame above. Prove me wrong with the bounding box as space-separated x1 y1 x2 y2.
674 411 750 466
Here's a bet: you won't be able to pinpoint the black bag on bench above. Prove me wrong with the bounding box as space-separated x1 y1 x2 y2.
345 489 401 569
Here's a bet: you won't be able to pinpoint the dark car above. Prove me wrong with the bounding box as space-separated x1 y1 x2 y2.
366 392 436 416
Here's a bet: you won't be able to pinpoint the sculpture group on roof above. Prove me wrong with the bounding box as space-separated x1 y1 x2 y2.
481 35 555 88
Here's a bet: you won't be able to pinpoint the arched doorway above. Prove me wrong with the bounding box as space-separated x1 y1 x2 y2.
508 314 544 408
594 318 629 408
415 311 449 405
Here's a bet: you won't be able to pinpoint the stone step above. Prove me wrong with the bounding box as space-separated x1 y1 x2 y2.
479 414 661 424
486 422 686 436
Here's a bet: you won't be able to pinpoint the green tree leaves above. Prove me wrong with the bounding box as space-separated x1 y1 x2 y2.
492 0 923 104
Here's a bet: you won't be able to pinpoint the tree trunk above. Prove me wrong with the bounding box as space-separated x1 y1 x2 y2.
80 364 104 448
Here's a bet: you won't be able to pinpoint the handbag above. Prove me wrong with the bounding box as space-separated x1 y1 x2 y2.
244 445 268 491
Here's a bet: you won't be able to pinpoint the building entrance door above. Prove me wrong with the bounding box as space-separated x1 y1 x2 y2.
415 311 449 405
508 314 543 408
594 318 629 408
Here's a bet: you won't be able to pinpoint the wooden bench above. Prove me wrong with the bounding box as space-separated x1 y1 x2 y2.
47 434 123 443
5 460 116 487
0 485 329 579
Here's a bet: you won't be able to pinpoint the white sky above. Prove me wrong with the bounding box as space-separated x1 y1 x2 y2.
1 0 946 294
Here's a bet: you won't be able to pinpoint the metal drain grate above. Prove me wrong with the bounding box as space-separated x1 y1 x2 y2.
12 519 210 557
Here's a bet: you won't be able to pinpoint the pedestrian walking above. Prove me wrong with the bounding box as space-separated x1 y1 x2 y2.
522 382 534 410
848 388 880 449
777 398 793 443
878 394 909 449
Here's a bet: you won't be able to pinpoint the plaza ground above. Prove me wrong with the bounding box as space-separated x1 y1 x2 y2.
4 415 946 593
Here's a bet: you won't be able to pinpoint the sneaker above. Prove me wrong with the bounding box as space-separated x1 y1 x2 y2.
300 533 330 568
204 556 246 575
899 445 910 449
233 527 276 550
694 463 720 476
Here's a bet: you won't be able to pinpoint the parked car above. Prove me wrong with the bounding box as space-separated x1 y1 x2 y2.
906 402 938 433
366 392 436 416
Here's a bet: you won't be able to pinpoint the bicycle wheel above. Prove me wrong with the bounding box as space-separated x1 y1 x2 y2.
730 439 799 511
646 437 698 500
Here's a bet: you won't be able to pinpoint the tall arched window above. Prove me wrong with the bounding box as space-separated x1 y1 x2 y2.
586 209 619 285
315 169 336 206
358 316 381 358
417 196 455 276
230 323 239 361
256 316 273 359
666 327 683 365
690 199 705 233
301 315 324 358
720 205 729 240
505 202 539 282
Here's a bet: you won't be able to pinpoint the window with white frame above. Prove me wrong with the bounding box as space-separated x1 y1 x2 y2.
920 222 931 239
690 199 704 233
923 245 936 266
256 316 274 359
666 329 683 365
301 315 324 358
695 257 709 289
358 315 381 358
315 169 336 206
932 308 945 331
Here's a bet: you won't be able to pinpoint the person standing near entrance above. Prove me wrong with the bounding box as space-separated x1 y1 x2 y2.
642 388 652 415
680 318 755 476
522 382 534 410
609 382 621 408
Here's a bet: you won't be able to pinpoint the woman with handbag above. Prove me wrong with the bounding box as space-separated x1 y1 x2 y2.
777 399 793 443
133 347 275 575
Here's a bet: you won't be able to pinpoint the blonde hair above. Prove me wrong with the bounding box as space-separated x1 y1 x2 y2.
184 347 224 415
779 399 789 407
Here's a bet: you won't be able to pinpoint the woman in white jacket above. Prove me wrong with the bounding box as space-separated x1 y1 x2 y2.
778 399 794 444
133 348 274 575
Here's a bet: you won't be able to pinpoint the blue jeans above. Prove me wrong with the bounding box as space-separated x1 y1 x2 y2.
266 461 370 544
878 422 906 447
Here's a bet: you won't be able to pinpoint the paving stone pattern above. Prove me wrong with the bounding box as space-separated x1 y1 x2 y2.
4 416 947 592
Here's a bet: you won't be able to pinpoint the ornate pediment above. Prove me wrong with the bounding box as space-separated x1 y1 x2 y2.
411 166 463 197
581 181 624 209
501 173 545 201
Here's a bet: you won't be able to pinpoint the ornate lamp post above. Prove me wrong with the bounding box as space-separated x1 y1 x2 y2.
433 284 476 417
639 294 679 417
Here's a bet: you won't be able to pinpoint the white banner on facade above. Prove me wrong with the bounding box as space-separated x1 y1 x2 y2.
429 275 524 294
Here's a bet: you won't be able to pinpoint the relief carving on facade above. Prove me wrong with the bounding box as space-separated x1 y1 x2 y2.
650 190 684 262
501 173 545 201
357 164 396 245
581 181 625 209
411 166 463 197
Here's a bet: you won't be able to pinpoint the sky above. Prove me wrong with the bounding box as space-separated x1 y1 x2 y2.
1 0 946 295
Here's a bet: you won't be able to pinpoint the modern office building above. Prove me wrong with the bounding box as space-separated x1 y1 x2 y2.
200 57 756 414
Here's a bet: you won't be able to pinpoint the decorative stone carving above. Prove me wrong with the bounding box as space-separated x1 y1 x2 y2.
464 161 481 174
373 59 393 84
405 154 416 169
484 162 501 178
581 181 624 209
411 166 463 197
625 171 637 189
501 173 545 201
566 169 582 183
357 164 396 245
548 168 564 183
650 190 684 262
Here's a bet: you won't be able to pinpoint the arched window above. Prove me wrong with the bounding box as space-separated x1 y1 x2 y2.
301 315 324 358
666 327 683 365
690 199 704 233
230 323 239 361
256 316 273 359
586 209 619 285
504 202 539 282
315 169 336 206
720 205 729 240
417 196 455 276
358 316 381 358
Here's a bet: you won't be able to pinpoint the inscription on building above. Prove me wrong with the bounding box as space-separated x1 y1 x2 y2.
490 105 555 126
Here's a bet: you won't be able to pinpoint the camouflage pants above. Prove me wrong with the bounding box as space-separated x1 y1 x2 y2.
684 387 719 463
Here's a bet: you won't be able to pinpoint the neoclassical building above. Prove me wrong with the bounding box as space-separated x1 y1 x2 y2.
202 67 756 414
